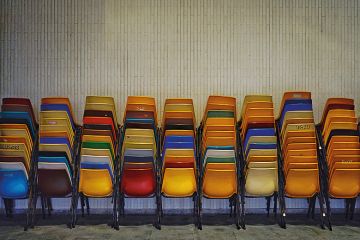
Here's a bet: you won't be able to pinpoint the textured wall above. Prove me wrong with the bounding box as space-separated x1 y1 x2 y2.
0 0 359 211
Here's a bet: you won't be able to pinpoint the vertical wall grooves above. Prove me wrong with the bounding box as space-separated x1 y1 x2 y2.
0 0 359 210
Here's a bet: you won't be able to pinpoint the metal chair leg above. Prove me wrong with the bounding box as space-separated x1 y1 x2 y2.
85 197 90 215
266 197 271 217
80 194 85 217
350 198 356 220
47 198 52 216
273 193 278 217
41 196 46 219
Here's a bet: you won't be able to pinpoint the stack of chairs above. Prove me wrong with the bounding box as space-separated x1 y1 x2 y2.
159 98 197 227
36 97 79 223
318 98 360 220
238 95 278 216
198 96 241 229
77 96 119 225
276 91 327 228
118 96 159 227
0 98 37 223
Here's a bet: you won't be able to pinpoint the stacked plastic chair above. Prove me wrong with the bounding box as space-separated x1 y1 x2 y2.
198 96 242 229
76 96 120 227
238 95 278 217
317 98 360 221
158 99 198 227
35 97 80 226
117 96 159 228
0 98 37 228
276 91 328 229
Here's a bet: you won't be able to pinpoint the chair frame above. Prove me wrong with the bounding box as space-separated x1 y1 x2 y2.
275 119 332 230
196 120 243 230
236 120 279 229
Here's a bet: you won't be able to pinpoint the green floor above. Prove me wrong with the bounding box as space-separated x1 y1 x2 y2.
0 214 359 240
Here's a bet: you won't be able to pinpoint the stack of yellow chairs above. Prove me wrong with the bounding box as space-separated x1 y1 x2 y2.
319 98 360 219
37 97 78 219
159 98 197 226
0 98 37 221
239 95 278 203
78 96 119 220
199 95 241 229
161 98 196 197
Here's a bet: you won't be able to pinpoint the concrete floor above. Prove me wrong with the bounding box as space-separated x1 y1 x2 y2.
0 213 359 240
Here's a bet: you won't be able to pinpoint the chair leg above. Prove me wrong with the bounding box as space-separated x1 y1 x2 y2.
229 198 233 217
311 197 316 220
25 193 34 231
31 192 38 229
3 199 10 218
193 194 198 227
317 194 326 229
85 197 90 215
71 190 80 228
80 194 85 217
47 198 52 216
350 198 356 220
345 199 350 219
197 193 202 230
9 199 14 215
41 196 46 219
266 197 271 217
235 194 241 230
273 193 278 217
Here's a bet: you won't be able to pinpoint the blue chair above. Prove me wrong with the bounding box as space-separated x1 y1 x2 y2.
0 111 36 139
244 128 275 148
245 143 277 157
164 135 195 144
0 169 28 199
40 137 72 150
280 104 313 127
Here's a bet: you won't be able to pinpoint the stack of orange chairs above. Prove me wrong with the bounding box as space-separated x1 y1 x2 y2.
276 92 326 228
318 98 360 220
238 95 278 216
198 96 241 229
0 98 37 227
159 99 197 227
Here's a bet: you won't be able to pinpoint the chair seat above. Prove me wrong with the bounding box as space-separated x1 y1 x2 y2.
121 168 156 197
285 169 319 198
162 168 196 197
329 169 360 198
79 169 113 197
245 168 278 196
38 169 72 197
203 169 236 198
0 169 28 199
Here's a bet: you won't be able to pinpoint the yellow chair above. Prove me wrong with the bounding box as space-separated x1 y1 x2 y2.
245 167 278 196
202 163 237 198
79 169 113 197
161 168 196 197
